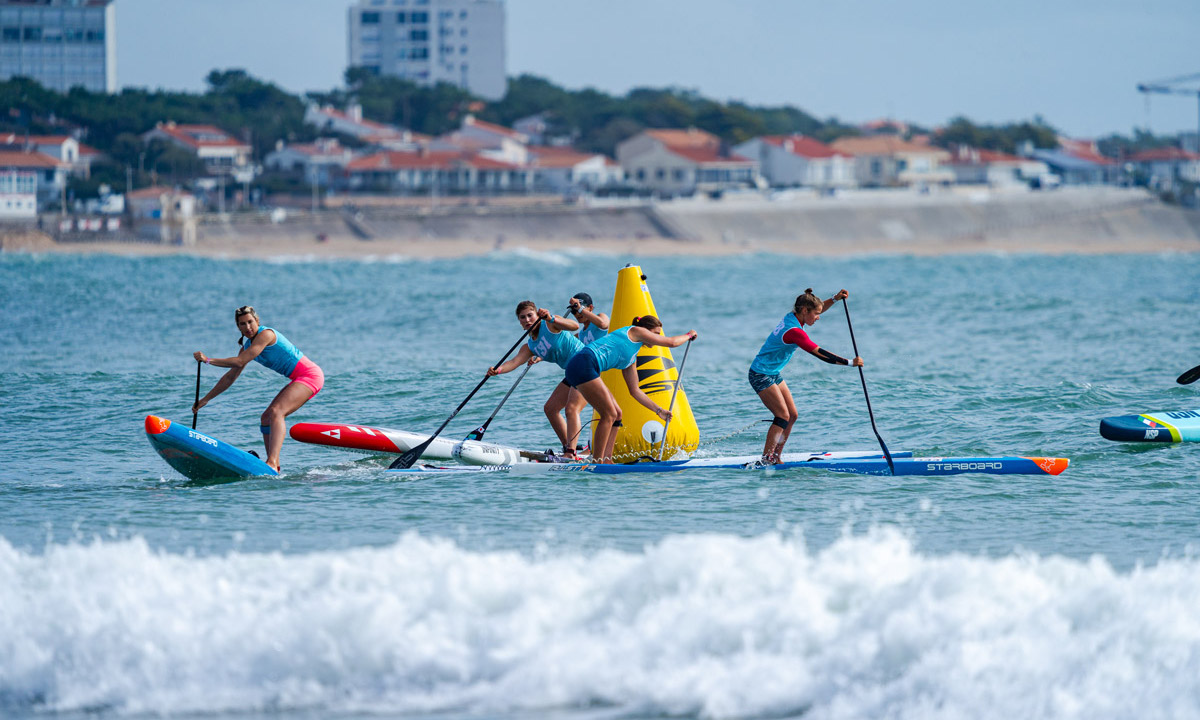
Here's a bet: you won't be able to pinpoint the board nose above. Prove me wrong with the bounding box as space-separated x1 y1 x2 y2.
144 415 171 435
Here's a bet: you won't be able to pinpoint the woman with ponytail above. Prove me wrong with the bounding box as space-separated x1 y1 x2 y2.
749 288 862 464
564 315 697 463
192 306 324 472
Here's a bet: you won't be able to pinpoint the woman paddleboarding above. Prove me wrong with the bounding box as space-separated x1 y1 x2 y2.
192 305 323 472
749 288 862 465
569 292 609 346
488 301 589 459
565 315 697 463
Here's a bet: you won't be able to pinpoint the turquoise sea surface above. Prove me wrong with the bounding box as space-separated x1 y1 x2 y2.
1 249 1199 719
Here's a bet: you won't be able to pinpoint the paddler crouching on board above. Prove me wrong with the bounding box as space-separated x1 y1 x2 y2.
488 300 589 460
750 288 862 465
565 315 697 464
192 305 324 473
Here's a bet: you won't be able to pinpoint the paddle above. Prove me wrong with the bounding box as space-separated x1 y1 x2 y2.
192 360 202 429
1177 363 1200 385
464 361 533 442
841 298 895 475
390 309 564 470
657 338 693 461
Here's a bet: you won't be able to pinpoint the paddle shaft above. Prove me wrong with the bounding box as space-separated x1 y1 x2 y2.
390 307 567 469
192 360 201 429
466 361 532 441
657 338 693 461
1178 363 1200 385
841 298 895 475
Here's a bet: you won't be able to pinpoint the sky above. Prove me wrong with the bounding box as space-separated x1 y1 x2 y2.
116 0 1200 139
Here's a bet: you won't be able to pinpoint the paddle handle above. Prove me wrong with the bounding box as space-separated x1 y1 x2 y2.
657 338 692 461
192 360 201 429
842 298 895 475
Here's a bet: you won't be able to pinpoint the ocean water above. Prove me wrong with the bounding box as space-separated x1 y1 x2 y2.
1 248 1199 720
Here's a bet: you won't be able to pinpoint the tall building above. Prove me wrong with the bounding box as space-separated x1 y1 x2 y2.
0 0 116 93
348 0 505 101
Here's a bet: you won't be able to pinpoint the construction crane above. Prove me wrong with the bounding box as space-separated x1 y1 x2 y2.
1137 72 1200 149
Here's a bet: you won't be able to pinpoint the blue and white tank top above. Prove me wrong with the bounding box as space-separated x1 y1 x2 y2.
242 326 304 377
578 322 606 346
587 326 643 372
750 313 802 375
528 320 584 369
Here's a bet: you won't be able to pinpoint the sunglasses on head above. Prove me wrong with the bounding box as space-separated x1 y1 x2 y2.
235 305 255 317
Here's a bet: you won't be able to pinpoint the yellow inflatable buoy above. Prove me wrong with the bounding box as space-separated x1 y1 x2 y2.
591 264 700 461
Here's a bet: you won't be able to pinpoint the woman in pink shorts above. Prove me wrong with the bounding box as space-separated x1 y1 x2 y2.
193 305 324 472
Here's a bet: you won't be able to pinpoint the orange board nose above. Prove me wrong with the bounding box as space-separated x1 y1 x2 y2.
1028 457 1069 475
144 415 171 435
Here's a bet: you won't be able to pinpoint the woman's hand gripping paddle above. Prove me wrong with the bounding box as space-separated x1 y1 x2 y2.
390 306 568 470
842 298 895 475
1177 364 1200 385
656 338 693 461
464 361 532 442
192 360 202 430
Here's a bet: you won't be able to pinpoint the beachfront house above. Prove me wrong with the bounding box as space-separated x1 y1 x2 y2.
830 136 953 188
1 134 100 178
342 149 531 194
303 104 425 151
943 146 1051 187
0 168 37 219
1127 147 1200 190
264 139 355 187
616 128 759 197
733 134 856 191
0 148 66 209
527 146 623 193
141 122 252 176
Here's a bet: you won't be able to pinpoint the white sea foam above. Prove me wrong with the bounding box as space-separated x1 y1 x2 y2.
2 530 1198 719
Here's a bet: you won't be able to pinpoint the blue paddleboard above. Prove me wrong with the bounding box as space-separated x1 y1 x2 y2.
144 415 278 481
1099 409 1200 443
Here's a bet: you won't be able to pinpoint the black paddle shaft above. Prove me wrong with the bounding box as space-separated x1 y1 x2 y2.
390 306 568 469
466 361 533 442
1178 363 1200 385
841 298 895 475
192 360 202 430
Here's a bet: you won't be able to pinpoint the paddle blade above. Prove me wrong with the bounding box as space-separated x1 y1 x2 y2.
388 439 430 469
1177 364 1200 385
464 425 486 442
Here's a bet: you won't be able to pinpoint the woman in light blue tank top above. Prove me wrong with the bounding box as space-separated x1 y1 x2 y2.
749 288 862 466
569 291 610 346
563 315 697 464
192 306 324 472
488 300 589 458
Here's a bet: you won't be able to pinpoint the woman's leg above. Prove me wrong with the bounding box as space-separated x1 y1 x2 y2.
564 387 588 456
543 381 571 451
757 381 798 463
261 382 315 471
575 379 620 462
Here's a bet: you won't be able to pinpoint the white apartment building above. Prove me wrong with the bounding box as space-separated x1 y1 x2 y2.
348 0 505 100
0 0 115 93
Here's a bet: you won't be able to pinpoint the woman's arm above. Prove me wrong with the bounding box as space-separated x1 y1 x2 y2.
489 344 535 376
820 289 849 314
193 364 244 411
194 329 273 370
622 364 672 421
630 327 697 348
577 308 609 330
538 307 579 332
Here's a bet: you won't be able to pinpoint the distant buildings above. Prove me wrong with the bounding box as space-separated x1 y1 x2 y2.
141 122 252 176
616 128 758 197
733 135 855 191
347 0 506 100
830 136 953 188
0 0 116 93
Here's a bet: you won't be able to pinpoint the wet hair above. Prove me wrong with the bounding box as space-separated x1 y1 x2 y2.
793 289 822 315
235 305 258 345
516 300 540 339
631 315 663 331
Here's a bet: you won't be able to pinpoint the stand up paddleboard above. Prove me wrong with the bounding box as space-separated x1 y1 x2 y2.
387 452 1067 477
1099 409 1200 443
145 415 278 481
290 421 530 465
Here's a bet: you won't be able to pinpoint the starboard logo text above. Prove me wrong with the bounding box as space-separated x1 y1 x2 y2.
188 430 218 447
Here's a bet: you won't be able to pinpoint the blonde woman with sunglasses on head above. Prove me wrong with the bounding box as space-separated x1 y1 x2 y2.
193 306 324 472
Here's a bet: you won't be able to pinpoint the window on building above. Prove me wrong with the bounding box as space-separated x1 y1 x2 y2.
411 11 428 23
636 169 645 181
361 11 381 24
460 10 468 19
460 45 467 54
410 46 428 59
85 29 103 42
672 169 685 181
655 168 665 180
410 29 428 41
23 27 42 41
2 27 18 42
396 12 406 23
64 28 83 43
